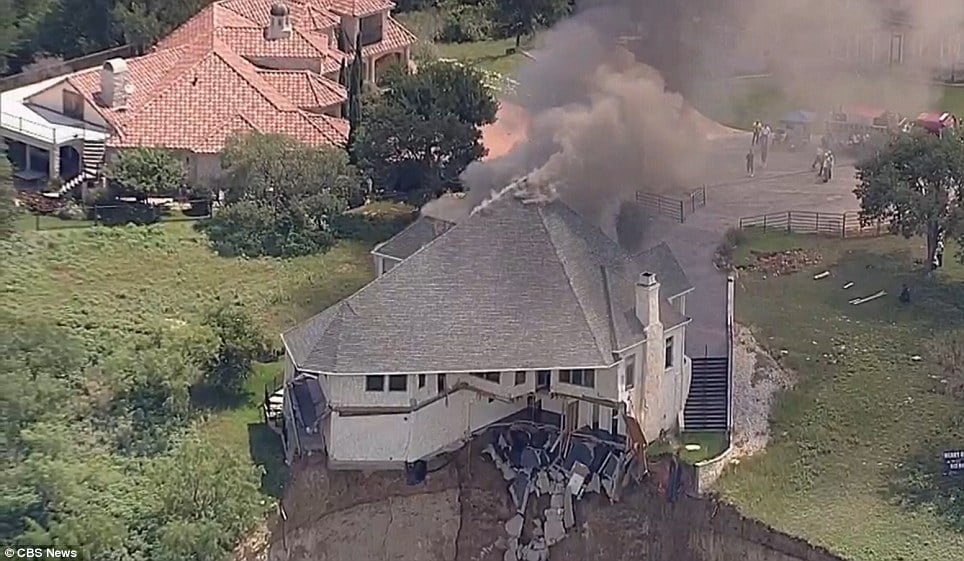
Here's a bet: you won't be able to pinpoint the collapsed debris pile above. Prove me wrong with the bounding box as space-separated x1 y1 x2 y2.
481 422 640 561
739 249 822 276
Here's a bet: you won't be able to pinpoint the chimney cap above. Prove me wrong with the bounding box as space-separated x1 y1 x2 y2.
637 272 657 286
270 2 289 16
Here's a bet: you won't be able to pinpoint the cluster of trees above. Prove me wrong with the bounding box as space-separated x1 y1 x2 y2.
0 0 207 74
193 60 495 258
198 133 366 258
0 303 269 559
854 129 964 265
397 0 573 46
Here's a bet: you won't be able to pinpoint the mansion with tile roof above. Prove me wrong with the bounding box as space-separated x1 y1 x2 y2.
0 0 415 193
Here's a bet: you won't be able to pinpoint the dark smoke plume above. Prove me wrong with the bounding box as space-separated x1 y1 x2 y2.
455 2 724 235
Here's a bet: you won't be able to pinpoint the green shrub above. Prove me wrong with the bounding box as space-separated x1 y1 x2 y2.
195 201 336 258
330 211 415 244
438 4 494 43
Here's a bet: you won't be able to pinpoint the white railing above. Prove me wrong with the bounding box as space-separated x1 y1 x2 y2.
1 111 83 144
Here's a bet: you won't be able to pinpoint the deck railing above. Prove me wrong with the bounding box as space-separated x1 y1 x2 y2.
1 111 83 144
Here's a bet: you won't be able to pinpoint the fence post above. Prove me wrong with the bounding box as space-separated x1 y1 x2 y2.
679 200 684 223
763 214 768 231
815 212 820 234
842 214 846 238
786 211 792 233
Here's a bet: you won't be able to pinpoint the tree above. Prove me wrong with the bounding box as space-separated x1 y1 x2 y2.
854 130 964 264
0 142 17 238
351 61 497 202
103 147 187 201
494 0 571 47
112 0 209 52
201 304 268 395
347 32 364 148
197 133 364 257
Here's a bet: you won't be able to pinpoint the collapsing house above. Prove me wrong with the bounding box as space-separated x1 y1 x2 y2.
277 192 696 470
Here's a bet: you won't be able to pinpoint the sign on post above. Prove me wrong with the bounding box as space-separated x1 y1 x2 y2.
943 450 964 476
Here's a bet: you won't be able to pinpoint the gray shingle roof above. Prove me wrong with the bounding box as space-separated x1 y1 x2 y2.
634 243 693 300
283 196 691 374
373 216 455 261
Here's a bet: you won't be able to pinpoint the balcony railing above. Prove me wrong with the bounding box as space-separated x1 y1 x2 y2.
1 111 83 144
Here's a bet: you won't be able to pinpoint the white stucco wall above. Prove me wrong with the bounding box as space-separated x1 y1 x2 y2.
327 374 415 408
26 81 109 128
551 365 618 402
327 391 525 464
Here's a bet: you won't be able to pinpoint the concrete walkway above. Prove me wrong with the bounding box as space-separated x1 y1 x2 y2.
635 138 862 355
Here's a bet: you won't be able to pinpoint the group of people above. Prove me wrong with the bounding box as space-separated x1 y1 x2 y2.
810 133 835 183
746 120 773 177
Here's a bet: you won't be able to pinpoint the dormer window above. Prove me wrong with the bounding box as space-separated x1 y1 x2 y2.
359 13 384 46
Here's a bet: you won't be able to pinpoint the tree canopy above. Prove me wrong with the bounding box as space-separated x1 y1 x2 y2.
351 61 497 203
103 147 188 200
0 313 264 560
197 132 365 258
0 0 211 74
494 0 571 47
854 130 964 263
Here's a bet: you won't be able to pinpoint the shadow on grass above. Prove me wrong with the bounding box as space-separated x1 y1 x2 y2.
190 383 251 411
886 421 964 533
249 422 290 498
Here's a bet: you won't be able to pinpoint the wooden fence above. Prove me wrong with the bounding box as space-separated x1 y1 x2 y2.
635 185 707 223
738 210 889 238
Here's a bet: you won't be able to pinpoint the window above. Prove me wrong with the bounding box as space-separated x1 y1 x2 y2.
473 372 501 383
359 14 384 46
665 337 675 368
418 374 426 388
625 359 635 389
388 375 408 392
514 371 527 385
536 370 550 390
559 369 595 388
365 375 384 391
591 404 600 430
62 91 84 120
437 373 446 393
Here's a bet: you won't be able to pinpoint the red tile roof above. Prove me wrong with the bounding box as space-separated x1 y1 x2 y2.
38 0 416 153
258 69 346 109
67 42 347 153
362 17 417 59
326 0 395 17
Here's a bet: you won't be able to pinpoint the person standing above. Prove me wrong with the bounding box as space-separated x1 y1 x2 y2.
760 133 769 168
752 120 761 145
746 149 755 177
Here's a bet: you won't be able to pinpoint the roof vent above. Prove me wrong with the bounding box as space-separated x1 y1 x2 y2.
265 3 293 40
100 58 129 109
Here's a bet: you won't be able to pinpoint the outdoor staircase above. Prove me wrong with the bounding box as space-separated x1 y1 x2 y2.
683 356 729 431
82 139 106 176
57 171 92 195
52 139 107 197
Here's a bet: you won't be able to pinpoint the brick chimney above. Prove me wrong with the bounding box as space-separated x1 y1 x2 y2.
265 3 293 41
100 58 129 109
635 272 660 328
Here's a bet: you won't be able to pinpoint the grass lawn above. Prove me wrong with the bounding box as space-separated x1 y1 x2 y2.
718 230 964 560
435 37 533 76
1 219 379 501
